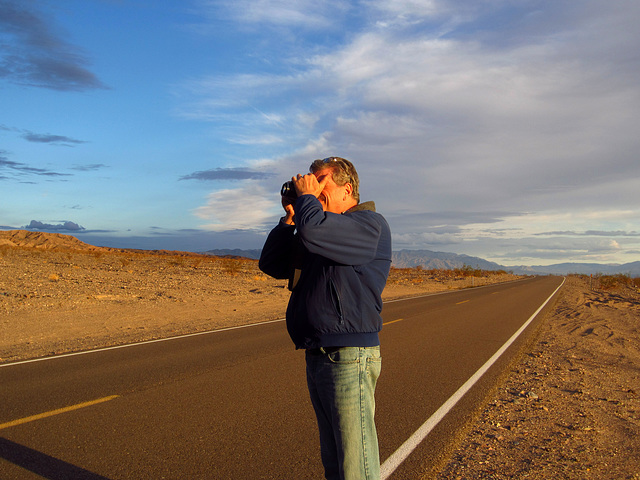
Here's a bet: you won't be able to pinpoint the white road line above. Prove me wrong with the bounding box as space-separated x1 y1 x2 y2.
0 318 285 368
380 277 565 479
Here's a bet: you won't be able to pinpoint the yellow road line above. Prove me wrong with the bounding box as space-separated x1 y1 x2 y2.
456 300 470 305
0 395 120 430
383 318 404 326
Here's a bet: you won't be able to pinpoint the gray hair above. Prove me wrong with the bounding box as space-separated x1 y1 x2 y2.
309 156 360 203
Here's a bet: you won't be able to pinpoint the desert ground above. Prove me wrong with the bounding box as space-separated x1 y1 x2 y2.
1 230 639 478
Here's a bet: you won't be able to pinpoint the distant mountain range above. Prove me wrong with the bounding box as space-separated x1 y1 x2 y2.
392 249 504 271
390 249 640 277
203 248 262 259
204 247 640 277
512 261 640 277
3 230 636 277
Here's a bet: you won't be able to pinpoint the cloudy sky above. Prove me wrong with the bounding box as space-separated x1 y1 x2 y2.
1 0 639 266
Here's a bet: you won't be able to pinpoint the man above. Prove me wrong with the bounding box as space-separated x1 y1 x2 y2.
259 156 392 480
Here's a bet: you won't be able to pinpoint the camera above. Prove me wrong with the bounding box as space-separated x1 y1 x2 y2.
281 181 298 200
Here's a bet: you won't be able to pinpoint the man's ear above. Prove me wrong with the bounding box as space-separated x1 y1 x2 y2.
344 182 353 196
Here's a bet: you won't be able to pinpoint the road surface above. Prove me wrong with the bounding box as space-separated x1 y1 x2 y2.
0 275 563 479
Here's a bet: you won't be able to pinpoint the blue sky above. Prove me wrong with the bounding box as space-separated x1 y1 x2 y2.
1 0 639 266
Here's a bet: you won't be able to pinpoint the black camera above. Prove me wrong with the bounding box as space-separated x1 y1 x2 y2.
281 181 298 200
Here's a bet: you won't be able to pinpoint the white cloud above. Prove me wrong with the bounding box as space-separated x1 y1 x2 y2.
179 1 640 263
482 235 630 265
392 231 461 248
193 183 279 231
228 134 284 146
200 0 350 29
365 0 441 17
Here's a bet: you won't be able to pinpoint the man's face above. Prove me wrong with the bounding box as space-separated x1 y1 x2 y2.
313 167 352 214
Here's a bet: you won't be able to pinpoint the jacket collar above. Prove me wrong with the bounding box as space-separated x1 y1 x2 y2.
343 201 376 214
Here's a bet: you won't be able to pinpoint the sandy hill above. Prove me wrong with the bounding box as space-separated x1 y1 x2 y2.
0 229 105 251
0 230 236 259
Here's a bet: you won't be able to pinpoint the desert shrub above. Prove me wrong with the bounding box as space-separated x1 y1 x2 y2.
221 257 243 276
453 264 485 278
597 273 633 290
168 256 185 267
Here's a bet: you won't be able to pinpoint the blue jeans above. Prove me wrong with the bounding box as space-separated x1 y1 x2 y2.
305 346 382 480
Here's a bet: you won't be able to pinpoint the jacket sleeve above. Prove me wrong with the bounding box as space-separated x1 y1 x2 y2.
294 195 384 266
259 220 296 279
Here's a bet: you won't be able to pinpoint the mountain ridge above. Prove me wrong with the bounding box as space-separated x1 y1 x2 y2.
2 230 637 276
391 249 640 276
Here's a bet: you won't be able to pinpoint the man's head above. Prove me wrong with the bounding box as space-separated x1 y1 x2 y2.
309 157 360 214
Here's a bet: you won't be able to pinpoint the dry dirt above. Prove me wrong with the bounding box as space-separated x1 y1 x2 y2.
1 230 639 478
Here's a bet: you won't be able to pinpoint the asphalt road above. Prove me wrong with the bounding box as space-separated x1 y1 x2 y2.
0 275 564 479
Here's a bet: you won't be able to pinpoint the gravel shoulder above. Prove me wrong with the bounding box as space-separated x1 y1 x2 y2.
436 276 640 480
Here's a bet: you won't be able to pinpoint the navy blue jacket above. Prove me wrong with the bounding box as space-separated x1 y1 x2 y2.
259 194 392 350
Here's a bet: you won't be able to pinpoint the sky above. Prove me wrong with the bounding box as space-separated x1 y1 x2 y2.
1 0 639 267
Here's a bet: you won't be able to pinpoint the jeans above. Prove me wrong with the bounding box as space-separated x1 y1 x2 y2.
306 346 382 480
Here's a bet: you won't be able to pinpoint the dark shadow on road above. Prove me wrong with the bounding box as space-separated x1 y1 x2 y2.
0 437 111 480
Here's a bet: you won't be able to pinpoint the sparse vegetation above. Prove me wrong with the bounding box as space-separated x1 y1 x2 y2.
387 265 520 289
589 273 640 291
221 257 244 276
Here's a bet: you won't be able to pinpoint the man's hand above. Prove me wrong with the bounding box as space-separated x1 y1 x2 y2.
293 173 328 198
282 173 328 225
282 201 295 225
